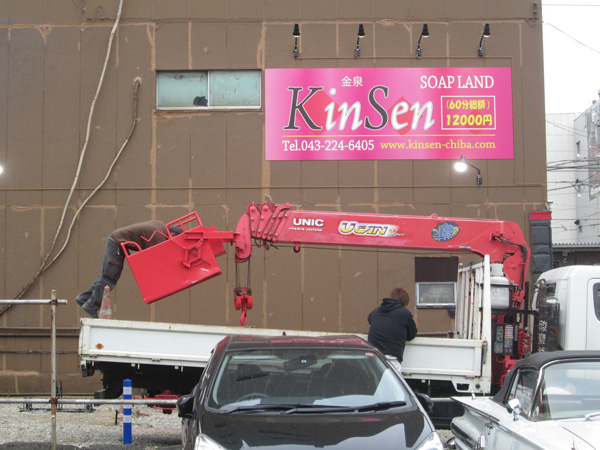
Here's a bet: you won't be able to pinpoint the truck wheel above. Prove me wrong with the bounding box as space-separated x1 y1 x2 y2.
97 382 123 399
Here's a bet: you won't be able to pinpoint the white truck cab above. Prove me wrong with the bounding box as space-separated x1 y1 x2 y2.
534 265 600 351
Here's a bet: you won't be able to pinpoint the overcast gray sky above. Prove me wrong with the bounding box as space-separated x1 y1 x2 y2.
543 1 600 114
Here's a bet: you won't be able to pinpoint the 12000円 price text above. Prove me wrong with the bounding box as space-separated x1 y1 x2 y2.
282 139 375 152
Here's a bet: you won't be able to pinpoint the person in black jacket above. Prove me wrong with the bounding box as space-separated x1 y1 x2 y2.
367 287 418 374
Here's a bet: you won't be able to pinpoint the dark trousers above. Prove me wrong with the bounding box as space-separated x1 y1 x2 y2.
75 236 124 312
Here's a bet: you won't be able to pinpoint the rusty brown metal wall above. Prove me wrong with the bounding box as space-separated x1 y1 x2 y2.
0 0 547 394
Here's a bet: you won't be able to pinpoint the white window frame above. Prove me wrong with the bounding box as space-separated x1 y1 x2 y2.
156 70 262 111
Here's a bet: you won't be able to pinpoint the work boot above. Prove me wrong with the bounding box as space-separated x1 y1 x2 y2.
82 302 98 319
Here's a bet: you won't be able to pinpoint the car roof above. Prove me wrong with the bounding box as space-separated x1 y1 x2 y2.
493 350 600 404
511 350 600 371
221 334 374 352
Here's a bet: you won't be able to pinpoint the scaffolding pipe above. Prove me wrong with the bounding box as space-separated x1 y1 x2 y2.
0 295 67 450
0 295 182 448
0 300 68 304
0 398 178 405
51 291 58 450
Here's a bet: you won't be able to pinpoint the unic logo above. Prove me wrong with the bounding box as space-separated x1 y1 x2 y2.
339 221 401 237
292 218 325 227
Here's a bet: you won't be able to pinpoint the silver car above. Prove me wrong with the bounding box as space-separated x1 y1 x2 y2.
450 350 600 450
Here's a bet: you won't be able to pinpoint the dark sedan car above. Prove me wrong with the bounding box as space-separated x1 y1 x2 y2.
177 334 443 450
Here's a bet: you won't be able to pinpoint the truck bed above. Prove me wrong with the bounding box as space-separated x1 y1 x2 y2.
79 318 489 395
78 318 344 368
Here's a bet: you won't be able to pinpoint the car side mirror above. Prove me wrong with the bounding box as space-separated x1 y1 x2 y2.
417 393 434 413
506 398 521 421
177 394 194 419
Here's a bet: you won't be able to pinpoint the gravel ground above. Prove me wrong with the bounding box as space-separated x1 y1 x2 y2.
0 400 454 449
438 429 454 448
0 401 181 450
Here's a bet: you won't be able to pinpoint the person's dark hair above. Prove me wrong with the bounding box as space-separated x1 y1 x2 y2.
390 287 410 307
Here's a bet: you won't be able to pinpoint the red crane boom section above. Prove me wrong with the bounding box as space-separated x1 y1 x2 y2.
124 203 530 324
234 202 529 304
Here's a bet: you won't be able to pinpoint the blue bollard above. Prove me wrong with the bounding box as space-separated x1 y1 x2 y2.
123 379 132 445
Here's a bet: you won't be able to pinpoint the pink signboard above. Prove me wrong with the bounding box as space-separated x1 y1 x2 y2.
265 67 514 161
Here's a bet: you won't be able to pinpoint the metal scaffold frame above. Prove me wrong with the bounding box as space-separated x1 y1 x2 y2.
0 293 177 450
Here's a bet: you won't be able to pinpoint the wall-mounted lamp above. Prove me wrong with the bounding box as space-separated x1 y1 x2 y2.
416 24 429 58
292 23 300 59
355 24 365 58
454 155 483 187
478 23 491 57
0 164 4 175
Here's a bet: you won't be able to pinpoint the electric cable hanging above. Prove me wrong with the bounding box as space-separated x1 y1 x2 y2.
12 80 140 302
542 20 600 55
4 0 127 308
545 119 589 138
548 158 600 171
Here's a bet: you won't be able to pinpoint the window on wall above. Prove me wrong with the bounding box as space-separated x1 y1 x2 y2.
415 282 456 307
156 70 261 110
415 257 458 308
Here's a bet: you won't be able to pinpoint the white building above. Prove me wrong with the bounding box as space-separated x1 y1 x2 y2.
547 100 600 265
546 112 579 244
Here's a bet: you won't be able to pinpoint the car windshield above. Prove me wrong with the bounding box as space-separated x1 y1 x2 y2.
533 360 600 420
207 347 410 412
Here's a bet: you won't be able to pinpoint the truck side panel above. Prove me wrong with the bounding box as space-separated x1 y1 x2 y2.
79 317 489 394
402 337 488 393
78 319 343 368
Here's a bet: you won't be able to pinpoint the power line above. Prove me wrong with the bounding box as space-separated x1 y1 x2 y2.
548 185 585 192
552 214 600 221
552 221 600 229
545 119 589 138
543 21 600 55
547 157 600 171
548 166 600 173
543 4 600 6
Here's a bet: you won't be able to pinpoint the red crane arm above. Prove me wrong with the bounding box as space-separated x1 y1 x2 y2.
123 204 529 324
234 202 529 303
